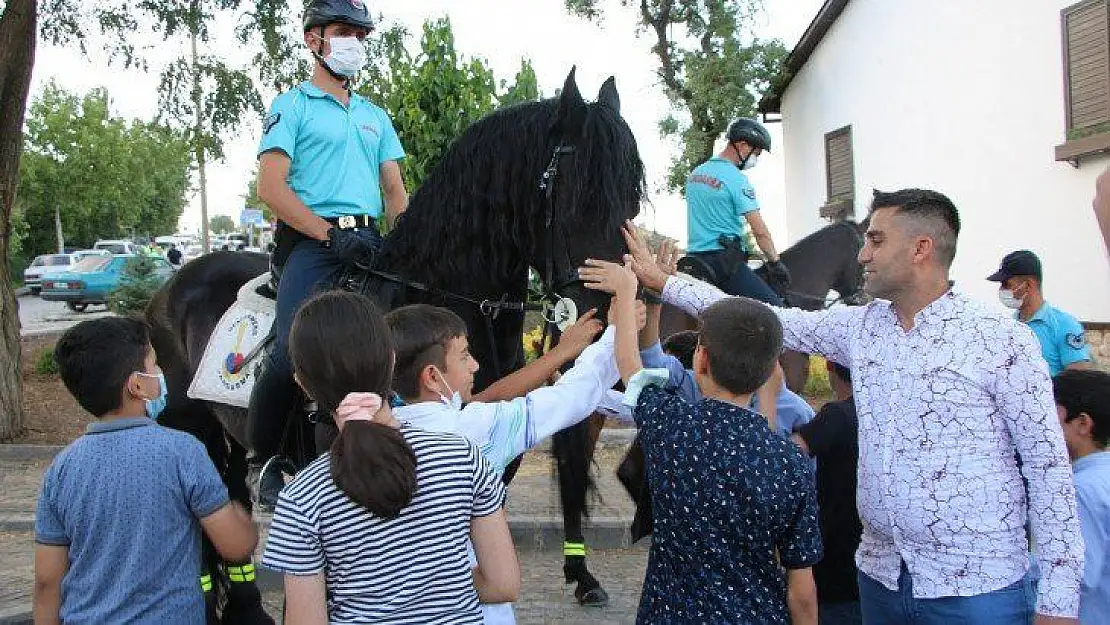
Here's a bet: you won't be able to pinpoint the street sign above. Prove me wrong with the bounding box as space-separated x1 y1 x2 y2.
240 208 264 226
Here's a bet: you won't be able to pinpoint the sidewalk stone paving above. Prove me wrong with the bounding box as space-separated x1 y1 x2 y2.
0 436 647 623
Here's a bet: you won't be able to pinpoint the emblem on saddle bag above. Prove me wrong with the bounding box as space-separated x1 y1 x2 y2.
188 273 277 408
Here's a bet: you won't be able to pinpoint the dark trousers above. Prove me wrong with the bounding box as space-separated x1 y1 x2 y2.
688 250 784 306
246 228 381 458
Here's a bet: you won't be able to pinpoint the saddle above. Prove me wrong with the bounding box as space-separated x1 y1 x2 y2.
675 235 749 291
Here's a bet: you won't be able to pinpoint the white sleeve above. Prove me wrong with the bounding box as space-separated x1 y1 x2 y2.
457 327 619 471
524 326 620 444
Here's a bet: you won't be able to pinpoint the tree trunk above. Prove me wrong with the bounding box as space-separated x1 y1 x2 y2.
190 8 211 254
54 203 64 253
0 0 37 441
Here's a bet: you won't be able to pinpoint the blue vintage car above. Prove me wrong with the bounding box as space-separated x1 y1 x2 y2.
40 254 173 312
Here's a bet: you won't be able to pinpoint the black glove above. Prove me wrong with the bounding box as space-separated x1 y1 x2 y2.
324 227 377 267
765 260 792 288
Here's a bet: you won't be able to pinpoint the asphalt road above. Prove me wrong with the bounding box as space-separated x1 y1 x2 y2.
15 293 112 337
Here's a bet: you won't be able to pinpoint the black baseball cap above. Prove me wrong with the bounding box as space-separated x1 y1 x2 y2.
986 250 1042 282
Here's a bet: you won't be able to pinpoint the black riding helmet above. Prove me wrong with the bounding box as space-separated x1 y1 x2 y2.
727 118 772 152
303 0 374 32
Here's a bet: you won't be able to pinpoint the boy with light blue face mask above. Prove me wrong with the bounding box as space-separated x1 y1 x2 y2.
33 317 258 624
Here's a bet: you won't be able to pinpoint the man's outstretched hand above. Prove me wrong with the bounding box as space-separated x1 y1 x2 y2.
619 221 671 293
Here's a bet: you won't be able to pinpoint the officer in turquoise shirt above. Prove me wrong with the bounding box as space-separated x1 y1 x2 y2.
988 249 1093 376
684 118 791 305
247 0 409 507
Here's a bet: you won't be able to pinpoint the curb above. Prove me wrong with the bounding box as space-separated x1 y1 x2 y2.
0 512 634 549
0 428 639 461
0 445 62 461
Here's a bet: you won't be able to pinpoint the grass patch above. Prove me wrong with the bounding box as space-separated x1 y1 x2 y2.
34 347 59 376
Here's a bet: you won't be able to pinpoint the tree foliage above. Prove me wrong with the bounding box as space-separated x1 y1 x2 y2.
16 83 192 256
357 18 541 192
564 0 786 192
209 214 235 234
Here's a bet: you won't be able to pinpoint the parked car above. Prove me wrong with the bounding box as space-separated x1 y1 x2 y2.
23 254 77 295
93 239 139 255
40 254 174 312
72 249 111 262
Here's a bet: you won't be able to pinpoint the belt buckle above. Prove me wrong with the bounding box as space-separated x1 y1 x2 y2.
337 215 356 229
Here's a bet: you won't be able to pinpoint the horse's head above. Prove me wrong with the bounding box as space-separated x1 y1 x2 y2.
530 69 645 320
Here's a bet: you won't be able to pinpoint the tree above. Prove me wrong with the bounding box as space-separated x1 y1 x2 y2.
108 255 162 315
0 0 301 438
17 83 193 257
0 0 37 440
209 215 235 234
359 18 541 192
565 0 786 191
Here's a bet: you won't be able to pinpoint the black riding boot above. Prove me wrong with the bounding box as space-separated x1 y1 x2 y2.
246 359 298 511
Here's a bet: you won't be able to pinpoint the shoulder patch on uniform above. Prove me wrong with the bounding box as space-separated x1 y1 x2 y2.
1066 332 1086 350
742 187 756 200
263 113 281 135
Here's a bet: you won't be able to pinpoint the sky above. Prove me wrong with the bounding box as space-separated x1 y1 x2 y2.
26 0 825 247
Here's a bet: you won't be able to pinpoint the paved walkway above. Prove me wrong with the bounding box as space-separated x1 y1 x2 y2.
0 439 646 623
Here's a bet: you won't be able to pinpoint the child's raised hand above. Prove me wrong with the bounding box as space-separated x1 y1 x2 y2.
579 257 638 298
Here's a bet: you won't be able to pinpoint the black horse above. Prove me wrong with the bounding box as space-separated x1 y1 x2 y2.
147 68 644 619
660 219 866 392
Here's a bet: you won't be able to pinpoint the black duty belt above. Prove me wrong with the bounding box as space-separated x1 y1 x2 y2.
325 214 376 230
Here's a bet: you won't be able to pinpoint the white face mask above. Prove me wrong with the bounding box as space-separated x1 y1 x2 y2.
432 367 463 411
320 36 366 77
999 288 1023 310
741 152 759 170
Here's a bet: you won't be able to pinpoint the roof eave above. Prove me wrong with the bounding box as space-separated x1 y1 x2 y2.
758 0 851 114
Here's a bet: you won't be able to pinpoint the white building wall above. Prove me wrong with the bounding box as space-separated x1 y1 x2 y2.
779 0 1110 322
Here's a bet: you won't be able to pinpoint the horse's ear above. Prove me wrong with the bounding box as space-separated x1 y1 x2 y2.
555 66 587 138
597 76 620 113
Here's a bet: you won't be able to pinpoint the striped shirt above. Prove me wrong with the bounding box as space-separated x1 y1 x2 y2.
262 425 506 624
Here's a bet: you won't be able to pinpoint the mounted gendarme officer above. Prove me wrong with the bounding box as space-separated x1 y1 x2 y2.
683 117 791 305
247 0 409 507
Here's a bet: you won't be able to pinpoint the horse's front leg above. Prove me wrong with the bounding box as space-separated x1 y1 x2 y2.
558 413 610 607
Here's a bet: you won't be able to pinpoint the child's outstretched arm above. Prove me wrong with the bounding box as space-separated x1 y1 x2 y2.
580 256 642 385
474 309 603 403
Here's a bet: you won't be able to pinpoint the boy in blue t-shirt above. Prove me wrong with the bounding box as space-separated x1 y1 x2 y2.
34 317 258 624
581 257 821 625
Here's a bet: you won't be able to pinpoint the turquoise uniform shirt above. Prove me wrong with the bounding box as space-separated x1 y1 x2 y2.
258 82 405 219
1074 451 1110 624
1021 302 1091 376
686 157 759 253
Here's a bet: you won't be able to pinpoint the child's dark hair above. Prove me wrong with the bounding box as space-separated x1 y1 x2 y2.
662 330 699 370
698 298 783 395
289 291 416 518
829 362 852 385
385 304 468 399
1053 369 1110 448
54 317 151 417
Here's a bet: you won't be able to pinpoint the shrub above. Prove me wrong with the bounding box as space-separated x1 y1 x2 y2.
109 256 162 315
34 348 58 375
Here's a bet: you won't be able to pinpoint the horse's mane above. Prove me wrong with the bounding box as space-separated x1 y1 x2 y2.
379 95 645 292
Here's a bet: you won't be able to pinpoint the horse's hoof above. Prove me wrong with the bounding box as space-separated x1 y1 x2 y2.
575 584 610 607
221 593 275 625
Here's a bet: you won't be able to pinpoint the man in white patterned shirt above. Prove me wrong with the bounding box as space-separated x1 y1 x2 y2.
615 188 1084 624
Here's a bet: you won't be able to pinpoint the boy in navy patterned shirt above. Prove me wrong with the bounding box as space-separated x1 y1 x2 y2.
582 256 821 624
33 317 258 624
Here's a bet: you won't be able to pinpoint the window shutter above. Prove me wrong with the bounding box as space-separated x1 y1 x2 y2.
1063 0 1110 131
825 126 854 201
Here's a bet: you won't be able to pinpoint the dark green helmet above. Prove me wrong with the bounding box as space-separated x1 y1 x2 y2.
303 0 374 32
727 118 772 152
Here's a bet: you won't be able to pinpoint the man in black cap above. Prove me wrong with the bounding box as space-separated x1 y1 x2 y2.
988 250 1092 376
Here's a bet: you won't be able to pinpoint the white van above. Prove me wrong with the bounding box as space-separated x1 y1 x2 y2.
93 239 138 255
